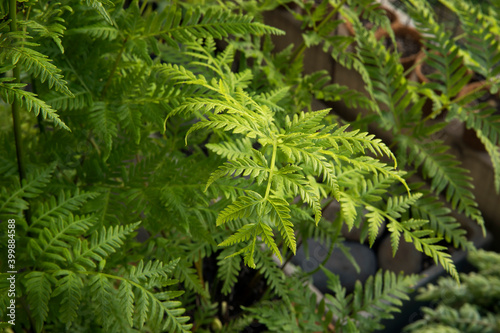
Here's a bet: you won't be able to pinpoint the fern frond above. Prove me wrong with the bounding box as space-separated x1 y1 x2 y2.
266 195 296 254
218 224 259 268
254 87 289 113
284 109 330 134
324 268 419 332
389 218 458 280
67 24 119 40
441 0 500 80
127 259 179 284
254 250 289 301
73 222 141 269
406 0 470 99
399 135 484 229
51 270 84 323
365 205 385 246
0 79 69 130
83 0 114 25
411 190 473 250
385 193 423 219
28 214 97 269
217 247 242 295
206 138 253 160
174 260 209 297
477 131 500 194
407 304 499 333
1 40 73 96
302 71 376 111
278 144 339 197
88 102 118 160
88 273 114 330
135 281 150 329
25 272 56 333
339 191 359 231
273 166 322 223
160 6 283 48
329 125 396 162
216 191 263 226
186 113 263 142
206 155 268 190
118 280 135 326
45 87 93 111
31 190 99 228
0 163 55 216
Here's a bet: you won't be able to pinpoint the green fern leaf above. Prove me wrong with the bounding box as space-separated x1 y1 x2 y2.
29 214 97 269
160 6 283 48
339 192 359 231
206 155 268 190
254 250 289 301
67 24 119 40
324 268 419 332
73 222 141 268
52 270 84 323
266 195 296 254
0 163 55 216
406 0 470 100
217 247 242 295
440 0 500 79
45 87 93 111
83 0 114 25
284 109 330 133
88 102 118 160
477 130 500 194
135 283 150 329
0 79 69 130
216 191 263 226
206 138 253 160
118 280 135 326
88 273 114 330
128 259 179 284
365 206 386 247
400 135 484 228
1 41 73 96
411 190 473 250
259 222 282 263
218 224 260 268
186 113 263 143
31 190 99 228
25 272 56 333
174 260 209 297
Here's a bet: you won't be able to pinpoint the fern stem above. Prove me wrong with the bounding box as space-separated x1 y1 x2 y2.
422 79 499 122
194 250 205 290
9 0 27 186
102 38 127 97
264 139 277 199
289 0 348 64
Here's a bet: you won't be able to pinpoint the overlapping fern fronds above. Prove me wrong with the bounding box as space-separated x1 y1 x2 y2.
323 268 419 333
405 0 471 104
159 43 418 271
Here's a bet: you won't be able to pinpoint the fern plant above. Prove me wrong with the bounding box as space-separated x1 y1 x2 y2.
0 0 493 332
404 250 500 333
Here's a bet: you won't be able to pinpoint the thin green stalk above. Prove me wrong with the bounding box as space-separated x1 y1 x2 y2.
290 0 348 64
10 0 26 185
101 38 127 97
264 139 277 199
421 79 497 123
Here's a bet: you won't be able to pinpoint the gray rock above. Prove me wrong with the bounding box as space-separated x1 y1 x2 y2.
292 239 377 293
377 234 423 274
323 200 385 242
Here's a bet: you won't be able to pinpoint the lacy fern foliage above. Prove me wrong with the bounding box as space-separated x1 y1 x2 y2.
1 0 495 331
